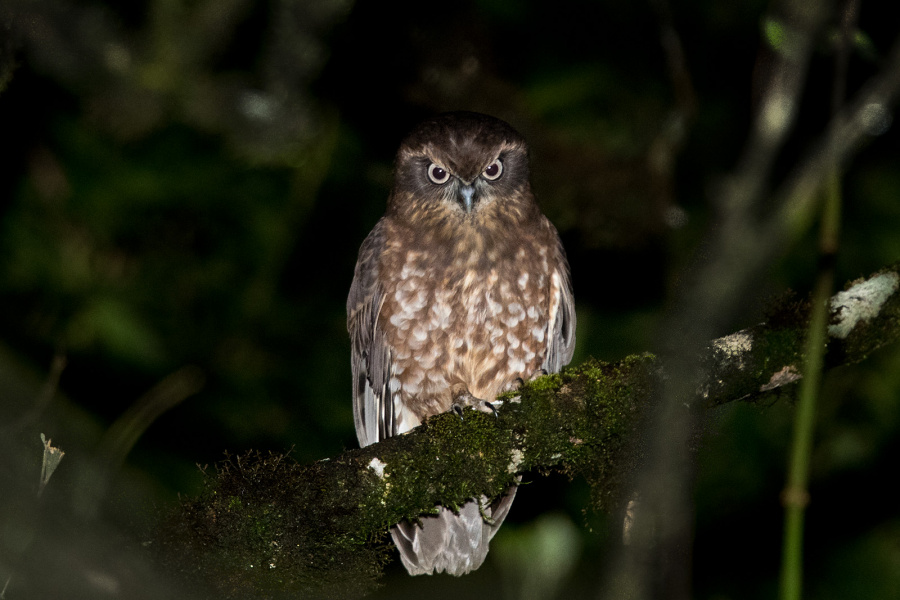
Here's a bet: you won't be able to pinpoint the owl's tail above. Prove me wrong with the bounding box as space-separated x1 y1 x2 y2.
390 485 517 576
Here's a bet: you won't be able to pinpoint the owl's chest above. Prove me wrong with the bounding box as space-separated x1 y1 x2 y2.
381 243 549 333
379 244 551 405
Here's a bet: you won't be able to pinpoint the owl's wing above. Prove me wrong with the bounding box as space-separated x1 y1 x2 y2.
347 219 395 447
543 241 577 374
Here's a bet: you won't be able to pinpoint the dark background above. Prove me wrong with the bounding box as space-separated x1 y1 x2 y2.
1 1 899 598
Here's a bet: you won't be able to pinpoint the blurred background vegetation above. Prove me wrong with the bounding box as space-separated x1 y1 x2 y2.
1 0 899 598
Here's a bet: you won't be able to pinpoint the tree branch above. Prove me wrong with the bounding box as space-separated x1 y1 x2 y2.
156 264 900 599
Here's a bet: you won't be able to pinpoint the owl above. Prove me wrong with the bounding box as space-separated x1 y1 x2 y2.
348 111 575 575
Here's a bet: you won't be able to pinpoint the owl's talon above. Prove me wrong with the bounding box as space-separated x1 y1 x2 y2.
530 368 548 381
480 401 499 418
451 389 499 418
509 370 546 395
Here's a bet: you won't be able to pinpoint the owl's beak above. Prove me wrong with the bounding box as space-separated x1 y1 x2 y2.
457 184 476 213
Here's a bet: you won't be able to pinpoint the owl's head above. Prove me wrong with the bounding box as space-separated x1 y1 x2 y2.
388 112 537 228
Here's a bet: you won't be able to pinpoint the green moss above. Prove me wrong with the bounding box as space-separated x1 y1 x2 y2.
155 451 392 599
503 354 654 513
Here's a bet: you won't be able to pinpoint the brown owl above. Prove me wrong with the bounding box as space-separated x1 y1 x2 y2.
348 111 575 575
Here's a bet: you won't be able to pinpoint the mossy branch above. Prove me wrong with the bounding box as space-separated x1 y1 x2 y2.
156 264 900 599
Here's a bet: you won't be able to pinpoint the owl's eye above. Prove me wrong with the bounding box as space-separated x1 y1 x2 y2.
427 163 450 184
482 159 503 181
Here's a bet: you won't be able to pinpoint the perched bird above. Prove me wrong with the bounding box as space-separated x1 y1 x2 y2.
348 111 575 576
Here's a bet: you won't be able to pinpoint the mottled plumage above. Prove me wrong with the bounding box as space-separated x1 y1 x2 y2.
348 111 575 575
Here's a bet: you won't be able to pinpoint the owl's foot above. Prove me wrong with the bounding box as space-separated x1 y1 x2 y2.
451 389 499 419
525 368 549 382
507 369 550 403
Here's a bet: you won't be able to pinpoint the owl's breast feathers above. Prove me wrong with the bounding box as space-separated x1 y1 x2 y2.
377 211 563 422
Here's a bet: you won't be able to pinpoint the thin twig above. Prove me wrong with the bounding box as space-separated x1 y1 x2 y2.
779 3 858 598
